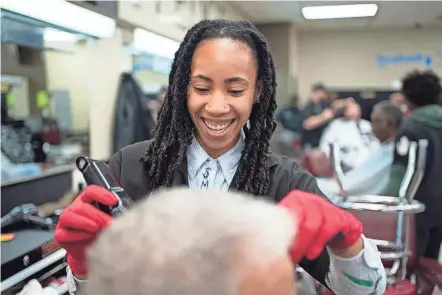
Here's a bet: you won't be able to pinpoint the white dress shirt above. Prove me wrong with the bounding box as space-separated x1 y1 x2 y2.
187 132 244 190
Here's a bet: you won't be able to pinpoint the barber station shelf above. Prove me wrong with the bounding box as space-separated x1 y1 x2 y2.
1 249 67 293
333 195 425 214
1 164 74 187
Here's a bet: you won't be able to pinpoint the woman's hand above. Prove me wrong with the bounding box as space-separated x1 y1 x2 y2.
328 237 363 258
278 190 363 264
55 185 118 278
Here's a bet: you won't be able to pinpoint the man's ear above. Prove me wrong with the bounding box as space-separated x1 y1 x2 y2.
255 80 263 103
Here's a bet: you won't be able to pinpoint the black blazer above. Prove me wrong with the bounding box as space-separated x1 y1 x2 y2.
108 140 331 287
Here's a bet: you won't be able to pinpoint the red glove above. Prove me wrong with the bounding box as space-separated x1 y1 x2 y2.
279 190 363 264
54 185 117 277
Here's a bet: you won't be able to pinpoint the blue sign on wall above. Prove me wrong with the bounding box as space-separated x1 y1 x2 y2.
377 53 433 68
133 53 173 75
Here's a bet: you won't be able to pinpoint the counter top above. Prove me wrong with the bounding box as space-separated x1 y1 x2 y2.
1 164 74 187
1 229 56 265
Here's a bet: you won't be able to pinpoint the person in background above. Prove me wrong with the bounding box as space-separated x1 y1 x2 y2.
55 20 385 295
383 70 442 263
276 94 302 133
300 83 333 149
328 91 340 103
389 92 409 115
156 85 168 103
317 101 402 198
273 95 303 158
85 188 298 295
148 85 168 123
320 98 380 171
370 101 403 149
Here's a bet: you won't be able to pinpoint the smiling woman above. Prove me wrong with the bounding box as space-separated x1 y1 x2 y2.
142 20 277 195
188 38 262 158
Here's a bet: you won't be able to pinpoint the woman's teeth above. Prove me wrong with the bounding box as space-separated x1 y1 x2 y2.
203 119 232 132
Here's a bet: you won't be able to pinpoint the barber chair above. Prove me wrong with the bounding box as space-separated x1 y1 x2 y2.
302 148 333 177
325 142 442 295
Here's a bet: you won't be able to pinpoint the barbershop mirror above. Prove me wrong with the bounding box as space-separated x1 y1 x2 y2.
1 14 93 185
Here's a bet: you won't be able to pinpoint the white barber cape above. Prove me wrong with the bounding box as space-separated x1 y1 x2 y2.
15 280 57 295
320 118 380 169
317 141 394 198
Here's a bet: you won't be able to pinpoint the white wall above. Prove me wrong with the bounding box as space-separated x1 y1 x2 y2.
44 44 89 132
257 23 300 107
86 28 133 160
297 28 442 104
288 24 299 103
257 24 290 106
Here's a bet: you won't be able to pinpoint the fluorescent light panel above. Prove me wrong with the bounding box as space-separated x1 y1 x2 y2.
1 0 116 38
133 28 180 60
44 28 80 43
302 4 378 20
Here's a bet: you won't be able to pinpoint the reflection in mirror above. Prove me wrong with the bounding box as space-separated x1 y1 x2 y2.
0 12 91 185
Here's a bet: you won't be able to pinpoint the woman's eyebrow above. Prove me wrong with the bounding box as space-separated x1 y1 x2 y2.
191 74 212 82
225 76 249 85
191 75 249 86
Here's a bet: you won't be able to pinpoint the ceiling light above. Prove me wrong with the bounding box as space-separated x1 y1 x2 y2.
133 28 180 60
302 4 378 20
44 28 80 43
1 0 116 38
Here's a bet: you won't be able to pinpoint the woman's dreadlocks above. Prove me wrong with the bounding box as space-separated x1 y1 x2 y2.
142 19 278 196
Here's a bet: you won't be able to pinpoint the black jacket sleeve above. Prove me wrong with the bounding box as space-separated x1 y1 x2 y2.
288 166 331 288
108 151 123 183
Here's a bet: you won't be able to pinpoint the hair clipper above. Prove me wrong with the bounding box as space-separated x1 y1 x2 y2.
76 156 133 217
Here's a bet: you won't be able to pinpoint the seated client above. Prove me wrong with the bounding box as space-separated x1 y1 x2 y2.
84 188 297 295
317 101 402 197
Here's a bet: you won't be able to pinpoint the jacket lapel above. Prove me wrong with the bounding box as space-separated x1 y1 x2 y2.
228 154 279 190
172 157 189 187
229 170 239 190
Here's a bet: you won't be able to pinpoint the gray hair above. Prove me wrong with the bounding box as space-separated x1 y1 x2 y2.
373 101 403 128
85 188 295 295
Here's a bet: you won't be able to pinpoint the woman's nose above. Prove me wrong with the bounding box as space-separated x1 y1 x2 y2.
205 92 229 115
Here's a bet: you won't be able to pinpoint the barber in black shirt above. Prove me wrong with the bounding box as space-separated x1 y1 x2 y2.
301 84 344 149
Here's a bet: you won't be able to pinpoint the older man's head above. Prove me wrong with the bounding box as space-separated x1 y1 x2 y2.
85 189 297 295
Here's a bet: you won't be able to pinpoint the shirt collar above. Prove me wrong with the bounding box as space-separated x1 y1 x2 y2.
187 131 245 180
217 132 245 182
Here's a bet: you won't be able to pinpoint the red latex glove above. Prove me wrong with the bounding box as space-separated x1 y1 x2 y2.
279 190 363 264
54 185 117 277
